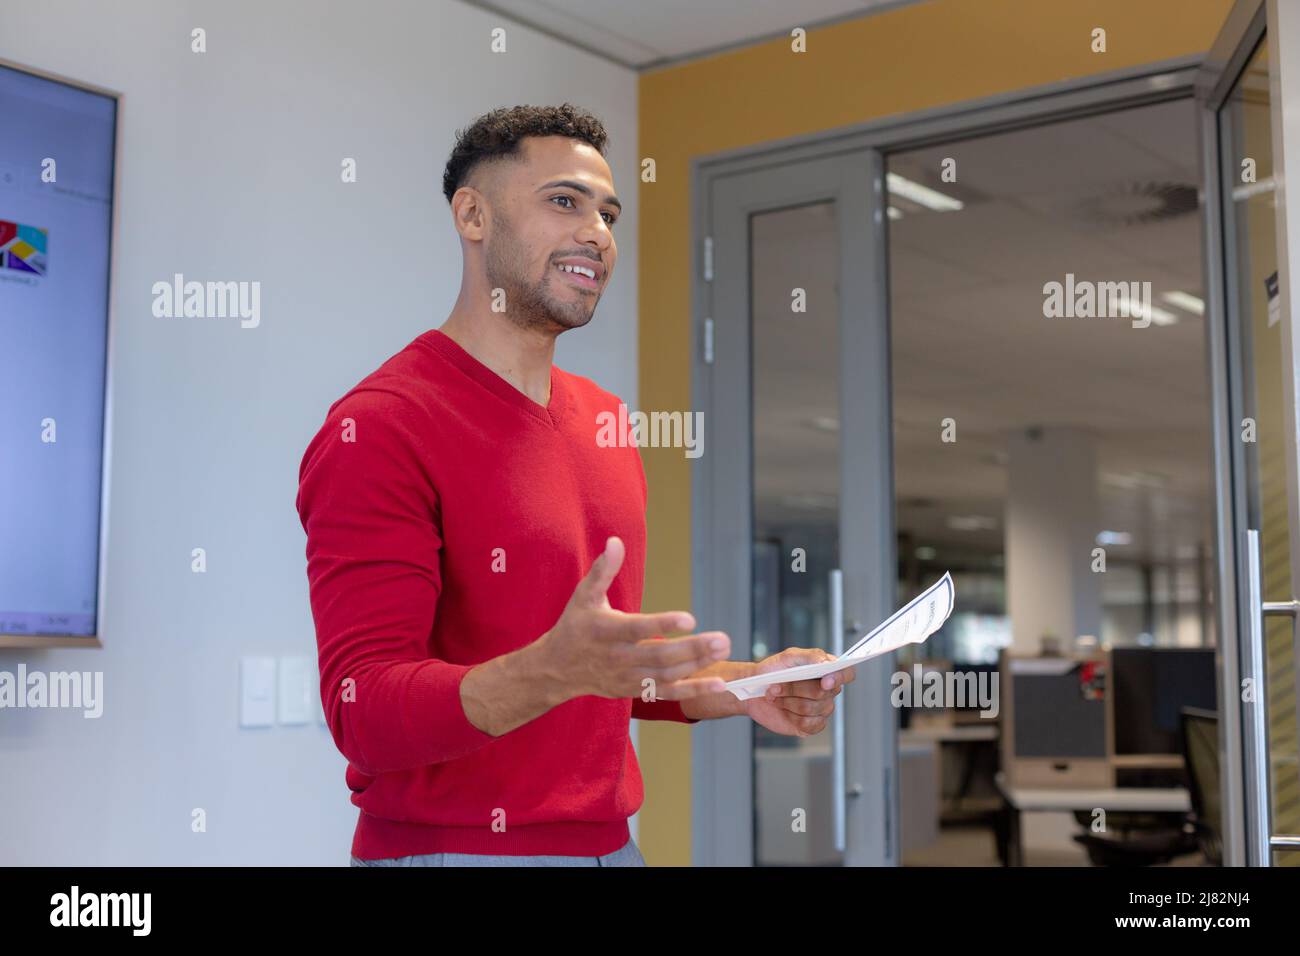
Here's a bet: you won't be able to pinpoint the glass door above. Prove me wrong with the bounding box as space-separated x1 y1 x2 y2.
692 151 897 865
749 200 844 865
1200 0 1300 866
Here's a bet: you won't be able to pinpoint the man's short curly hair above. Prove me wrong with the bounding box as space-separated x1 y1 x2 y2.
442 103 609 204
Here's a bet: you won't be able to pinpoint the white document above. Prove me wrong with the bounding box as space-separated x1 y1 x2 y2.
723 572 955 701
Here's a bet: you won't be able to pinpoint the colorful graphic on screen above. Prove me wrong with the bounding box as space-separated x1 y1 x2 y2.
0 218 48 275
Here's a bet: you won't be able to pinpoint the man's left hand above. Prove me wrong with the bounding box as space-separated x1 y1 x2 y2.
744 648 855 737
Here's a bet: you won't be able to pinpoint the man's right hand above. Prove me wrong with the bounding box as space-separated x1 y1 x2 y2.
536 536 731 704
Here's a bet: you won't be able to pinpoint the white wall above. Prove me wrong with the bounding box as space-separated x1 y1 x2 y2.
0 0 639 864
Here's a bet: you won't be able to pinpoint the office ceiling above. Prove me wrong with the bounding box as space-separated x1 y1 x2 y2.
459 0 915 70
752 97 1222 570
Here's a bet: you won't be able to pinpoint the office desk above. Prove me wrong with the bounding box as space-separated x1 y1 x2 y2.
901 725 998 743
901 724 999 818
994 771 1190 866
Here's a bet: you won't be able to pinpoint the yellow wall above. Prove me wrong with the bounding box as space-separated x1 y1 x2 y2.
634 0 1236 866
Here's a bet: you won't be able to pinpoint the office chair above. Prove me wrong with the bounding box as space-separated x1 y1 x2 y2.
1068 707 1219 866
1180 708 1222 865
1070 812 1200 866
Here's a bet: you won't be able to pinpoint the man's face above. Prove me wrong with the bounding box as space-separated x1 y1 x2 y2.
478 135 619 333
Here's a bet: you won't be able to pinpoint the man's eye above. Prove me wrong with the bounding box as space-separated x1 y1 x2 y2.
552 194 615 225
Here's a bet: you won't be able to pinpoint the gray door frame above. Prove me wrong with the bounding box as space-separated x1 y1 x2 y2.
695 151 896 867
690 56 1211 867
1195 0 1265 872
1196 0 1300 866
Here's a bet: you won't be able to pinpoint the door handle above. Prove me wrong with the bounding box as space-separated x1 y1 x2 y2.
830 569 846 854
829 571 863 855
1243 529 1300 864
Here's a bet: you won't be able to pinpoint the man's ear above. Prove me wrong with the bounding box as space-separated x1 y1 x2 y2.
451 186 487 242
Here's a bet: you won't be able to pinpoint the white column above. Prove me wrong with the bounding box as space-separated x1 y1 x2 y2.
1004 427 1102 655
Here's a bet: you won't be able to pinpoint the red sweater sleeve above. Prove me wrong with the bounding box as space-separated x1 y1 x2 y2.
295 390 496 775
632 697 699 723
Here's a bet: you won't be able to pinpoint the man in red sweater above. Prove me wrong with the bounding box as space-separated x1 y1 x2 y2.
296 104 855 867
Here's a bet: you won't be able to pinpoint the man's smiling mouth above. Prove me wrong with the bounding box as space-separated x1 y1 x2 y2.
556 262 600 289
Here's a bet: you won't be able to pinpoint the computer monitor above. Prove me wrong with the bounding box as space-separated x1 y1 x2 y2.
1111 648 1217 757
0 61 118 643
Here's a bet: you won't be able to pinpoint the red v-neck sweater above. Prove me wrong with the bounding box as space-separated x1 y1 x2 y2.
296 329 697 860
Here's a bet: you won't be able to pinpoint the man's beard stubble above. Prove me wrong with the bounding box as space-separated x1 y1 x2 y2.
485 212 599 333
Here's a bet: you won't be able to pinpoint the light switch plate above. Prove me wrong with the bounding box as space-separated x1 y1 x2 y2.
239 657 276 728
278 656 313 726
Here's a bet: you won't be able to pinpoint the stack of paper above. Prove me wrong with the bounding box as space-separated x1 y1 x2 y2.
723 572 955 701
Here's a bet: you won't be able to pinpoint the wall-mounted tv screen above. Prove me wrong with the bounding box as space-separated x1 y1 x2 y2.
0 62 117 640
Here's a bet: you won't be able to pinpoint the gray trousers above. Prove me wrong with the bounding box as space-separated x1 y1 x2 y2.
350 837 646 867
